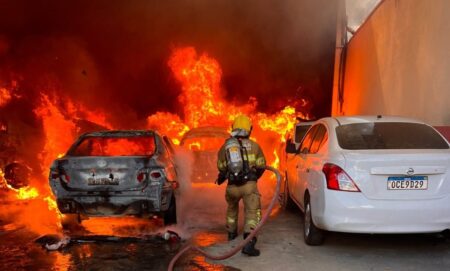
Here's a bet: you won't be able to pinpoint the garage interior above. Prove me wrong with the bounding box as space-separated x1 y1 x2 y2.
0 0 449 270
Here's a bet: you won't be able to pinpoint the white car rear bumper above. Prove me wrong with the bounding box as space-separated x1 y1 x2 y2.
313 190 450 233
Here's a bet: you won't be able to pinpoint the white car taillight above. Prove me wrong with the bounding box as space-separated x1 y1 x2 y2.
322 163 360 192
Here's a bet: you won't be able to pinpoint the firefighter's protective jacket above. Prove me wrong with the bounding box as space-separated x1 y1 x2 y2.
217 137 266 185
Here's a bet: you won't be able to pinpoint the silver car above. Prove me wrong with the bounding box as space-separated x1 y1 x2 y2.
49 130 179 228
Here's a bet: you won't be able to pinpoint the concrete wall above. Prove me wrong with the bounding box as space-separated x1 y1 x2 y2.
332 0 450 125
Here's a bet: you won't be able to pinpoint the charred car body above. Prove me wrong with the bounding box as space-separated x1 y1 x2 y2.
1 118 108 190
180 126 229 183
49 130 179 227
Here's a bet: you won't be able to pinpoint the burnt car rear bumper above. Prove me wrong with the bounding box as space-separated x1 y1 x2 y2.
52 181 173 216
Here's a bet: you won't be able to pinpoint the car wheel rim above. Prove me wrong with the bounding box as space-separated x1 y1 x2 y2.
305 202 311 237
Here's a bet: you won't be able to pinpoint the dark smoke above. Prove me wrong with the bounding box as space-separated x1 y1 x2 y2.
0 0 337 126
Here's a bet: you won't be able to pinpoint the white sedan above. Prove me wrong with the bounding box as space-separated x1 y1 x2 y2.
284 116 450 245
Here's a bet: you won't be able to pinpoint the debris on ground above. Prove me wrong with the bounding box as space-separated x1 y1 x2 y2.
35 234 70 250
34 231 182 251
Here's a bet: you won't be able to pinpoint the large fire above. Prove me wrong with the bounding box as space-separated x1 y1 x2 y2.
148 46 309 170
1 46 311 235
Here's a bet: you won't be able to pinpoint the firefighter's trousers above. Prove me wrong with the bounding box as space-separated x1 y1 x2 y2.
225 180 261 234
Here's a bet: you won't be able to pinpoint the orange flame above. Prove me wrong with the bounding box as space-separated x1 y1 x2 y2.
168 47 256 129
0 168 6 188
15 186 39 200
0 87 13 107
0 92 112 233
147 112 189 145
1 168 39 199
150 47 310 168
44 196 59 212
257 106 300 143
34 94 78 175
34 93 113 175
271 149 280 169
2 46 311 236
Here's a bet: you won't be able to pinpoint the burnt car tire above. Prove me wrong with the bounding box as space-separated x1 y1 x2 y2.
303 194 325 246
163 196 177 226
4 162 31 189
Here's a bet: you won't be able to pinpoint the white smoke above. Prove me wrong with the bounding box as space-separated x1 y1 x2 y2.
166 146 227 239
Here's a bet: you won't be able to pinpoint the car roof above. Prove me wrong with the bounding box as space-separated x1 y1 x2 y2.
295 121 315 127
81 130 156 137
181 126 229 141
327 115 426 126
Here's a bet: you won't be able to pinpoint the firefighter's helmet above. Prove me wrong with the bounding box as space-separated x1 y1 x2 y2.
232 115 252 135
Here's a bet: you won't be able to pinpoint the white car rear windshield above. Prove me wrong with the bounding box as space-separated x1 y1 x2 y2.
68 135 156 156
295 125 311 143
336 122 449 150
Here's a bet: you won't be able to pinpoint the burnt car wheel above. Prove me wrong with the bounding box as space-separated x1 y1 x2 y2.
163 196 177 226
4 162 31 189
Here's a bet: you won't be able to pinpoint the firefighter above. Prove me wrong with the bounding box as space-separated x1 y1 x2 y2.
216 115 266 256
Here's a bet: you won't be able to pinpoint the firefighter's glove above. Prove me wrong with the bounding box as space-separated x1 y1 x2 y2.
251 166 265 179
216 173 227 185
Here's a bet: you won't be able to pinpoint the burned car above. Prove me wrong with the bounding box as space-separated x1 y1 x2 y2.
0 124 31 189
49 130 179 228
180 126 229 183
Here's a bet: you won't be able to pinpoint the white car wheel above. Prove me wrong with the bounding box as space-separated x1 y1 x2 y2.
303 195 324 246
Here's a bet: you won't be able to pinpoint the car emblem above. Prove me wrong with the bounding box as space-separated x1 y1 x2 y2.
406 168 414 176
97 160 107 168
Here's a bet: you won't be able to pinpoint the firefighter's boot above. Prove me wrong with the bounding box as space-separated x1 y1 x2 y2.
241 233 260 256
228 231 238 241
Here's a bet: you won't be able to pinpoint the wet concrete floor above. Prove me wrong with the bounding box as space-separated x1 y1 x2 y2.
1 186 450 271
0 220 237 271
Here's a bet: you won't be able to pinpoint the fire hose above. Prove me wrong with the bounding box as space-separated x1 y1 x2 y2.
168 165 281 271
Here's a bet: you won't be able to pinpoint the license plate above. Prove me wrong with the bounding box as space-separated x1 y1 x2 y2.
87 177 120 185
387 176 428 190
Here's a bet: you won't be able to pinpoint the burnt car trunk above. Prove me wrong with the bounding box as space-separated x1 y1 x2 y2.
58 157 150 192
